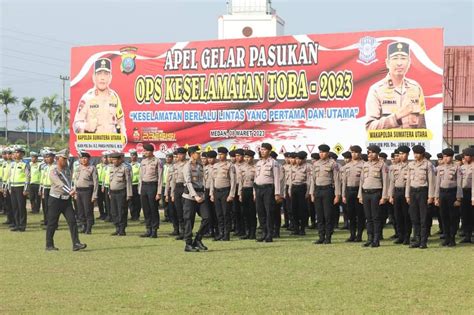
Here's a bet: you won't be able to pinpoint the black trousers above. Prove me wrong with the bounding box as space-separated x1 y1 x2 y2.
140 182 160 230
308 198 316 226
97 185 105 217
255 185 275 238
29 183 41 213
233 188 244 235
439 188 460 242
393 188 411 241
173 184 185 234
129 184 141 219
205 188 217 235
110 189 128 231
291 184 308 232
46 197 80 247
76 187 94 227
3 190 13 223
241 187 256 236
10 186 27 229
409 187 428 243
362 190 382 240
314 186 335 237
183 197 210 244
283 185 293 226
461 188 473 238
346 187 365 237
104 187 111 218
161 186 168 220
215 187 232 237
42 189 50 225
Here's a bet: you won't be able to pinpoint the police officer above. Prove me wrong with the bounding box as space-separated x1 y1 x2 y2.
204 150 218 239
9 147 30 232
459 147 473 243
341 145 365 242
238 149 257 239
45 149 86 251
254 143 281 242
39 150 55 227
95 151 108 220
138 144 162 238
358 145 389 247
162 153 174 228
366 41 426 130
310 144 341 244
28 152 41 214
289 151 311 236
210 147 236 241
1 148 13 226
109 152 132 236
282 152 293 230
233 148 246 237
73 151 98 234
435 148 462 247
128 149 141 221
102 152 112 222
169 147 187 239
308 153 319 228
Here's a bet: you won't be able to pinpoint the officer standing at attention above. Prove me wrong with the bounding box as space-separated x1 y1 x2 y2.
459 148 473 243
204 150 218 239
169 147 187 239
1 148 13 226
289 151 311 236
238 149 257 239
28 152 42 214
210 147 236 241
358 145 389 248
73 151 98 234
45 149 86 251
254 143 281 242
233 148 246 237
341 145 365 242
182 146 210 252
310 144 341 244
39 150 55 227
128 149 141 221
138 143 162 238
96 151 108 220
109 152 132 236
9 147 30 232
162 153 174 230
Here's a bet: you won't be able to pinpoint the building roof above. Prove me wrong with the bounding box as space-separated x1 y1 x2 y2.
444 46 474 111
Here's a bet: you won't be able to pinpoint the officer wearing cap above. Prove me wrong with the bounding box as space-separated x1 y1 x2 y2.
39 150 55 227
204 150 218 238
102 152 112 222
435 148 462 247
138 143 162 238
128 149 141 221
73 151 98 234
28 152 41 214
270 151 285 238
168 147 188 239
9 146 30 232
366 42 426 130
358 145 389 247
95 151 109 220
388 146 411 245
459 147 473 243
341 145 365 242
108 152 132 236
289 151 311 236
73 58 126 138
238 150 257 239
210 147 236 241
161 152 173 226
45 149 86 251
233 148 246 237
282 152 294 230
1 148 13 226
310 144 341 244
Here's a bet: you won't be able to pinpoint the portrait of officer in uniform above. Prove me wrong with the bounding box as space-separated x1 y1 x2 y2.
73 58 126 136
365 42 426 130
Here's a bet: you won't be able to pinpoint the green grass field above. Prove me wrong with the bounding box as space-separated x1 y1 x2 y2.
1 210 473 314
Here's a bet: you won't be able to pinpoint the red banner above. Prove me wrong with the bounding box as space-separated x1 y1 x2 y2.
70 28 443 157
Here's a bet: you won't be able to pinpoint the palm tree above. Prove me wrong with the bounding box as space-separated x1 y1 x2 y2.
53 105 70 136
19 97 39 149
0 88 18 143
40 95 59 137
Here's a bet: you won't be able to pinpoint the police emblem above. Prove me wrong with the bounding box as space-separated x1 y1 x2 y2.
357 36 380 65
120 46 137 74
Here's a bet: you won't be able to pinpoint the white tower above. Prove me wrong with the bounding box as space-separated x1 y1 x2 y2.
218 0 285 40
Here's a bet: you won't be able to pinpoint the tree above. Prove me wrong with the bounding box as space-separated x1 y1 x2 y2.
53 104 70 137
19 97 38 149
40 95 59 137
0 88 18 143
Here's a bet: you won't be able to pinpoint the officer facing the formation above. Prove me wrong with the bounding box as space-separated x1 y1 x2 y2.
168 147 188 239
341 145 365 242
435 148 462 247
289 151 311 236
9 147 30 232
108 152 132 236
210 147 236 241
459 148 473 243
238 149 257 239
73 151 98 234
128 149 141 221
39 150 55 227
45 149 86 251
310 144 341 244
138 144 162 238
406 145 435 248
358 145 389 247
28 152 42 214
254 143 281 242
182 146 210 252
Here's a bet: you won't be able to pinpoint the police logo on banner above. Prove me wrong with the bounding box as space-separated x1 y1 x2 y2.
120 46 137 74
357 36 380 65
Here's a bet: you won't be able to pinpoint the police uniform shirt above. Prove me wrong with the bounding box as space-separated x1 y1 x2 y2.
139 156 163 189
434 162 462 199
341 160 364 197
234 162 245 189
288 163 311 190
388 161 409 198
73 164 99 199
109 163 132 198
460 163 472 190
204 163 214 190
309 158 341 196
254 157 281 196
283 163 292 187
238 162 256 197
406 160 435 198
9 159 30 191
357 160 389 199
211 160 236 196
365 74 426 130
49 166 72 199
182 160 205 201
170 160 186 196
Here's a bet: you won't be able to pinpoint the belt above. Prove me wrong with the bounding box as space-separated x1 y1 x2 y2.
462 188 472 192
242 186 253 190
316 184 333 190
142 181 157 185
395 187 406 192
346 186 359 191
363 189 382 194
50 193 70 200
110 189 126 194
292 183 307 188
253 183 274 189
76 187 93 192
410 186 427 192
175 182 185 188
440 187 456 193
215 187 230 193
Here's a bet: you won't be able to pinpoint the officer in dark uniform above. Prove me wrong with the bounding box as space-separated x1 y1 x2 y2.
459 147 473 243
289 151 311 235
169 147 187 239
308 152 319 228
239 149 257 239
233 148 245 237
204 150 218 238
109 152 132 236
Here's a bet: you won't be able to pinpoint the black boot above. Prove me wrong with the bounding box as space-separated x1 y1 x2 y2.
150 229 158 238
313 232 325 244
140 229 152 238
409 236 420 248
324 234 332 244
111 226 120 236
193 237 208 251
80 224 87 234
72 243 87 251
184 241 199 252
371 235 380 247
363 234 373 247
85 224 92 235
346 230 356 242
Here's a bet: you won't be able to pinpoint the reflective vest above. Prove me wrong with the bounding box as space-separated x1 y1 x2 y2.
41 164 53 188
10 161 27 187
97 163 106 185
30 162 41 184
131 162 140 185
104 165 110 188
2 161 12 184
